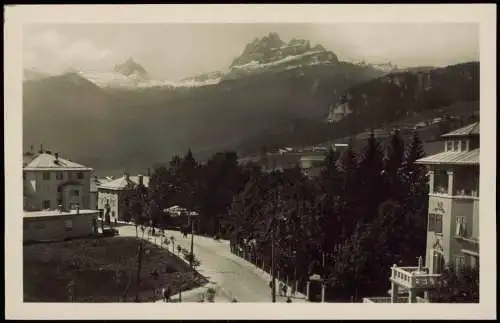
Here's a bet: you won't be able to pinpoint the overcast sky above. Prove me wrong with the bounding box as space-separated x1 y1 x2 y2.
23 23 479 80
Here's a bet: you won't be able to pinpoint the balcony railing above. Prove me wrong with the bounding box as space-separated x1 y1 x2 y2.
391 265 441 290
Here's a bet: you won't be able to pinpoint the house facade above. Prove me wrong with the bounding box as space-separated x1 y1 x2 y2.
363 122 480 303
417 122 479 274
97 173 149 223
23 152 93 211
23 209 99 242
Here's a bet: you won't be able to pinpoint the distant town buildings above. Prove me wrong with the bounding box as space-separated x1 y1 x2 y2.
97 173 150 223
364 122 480 304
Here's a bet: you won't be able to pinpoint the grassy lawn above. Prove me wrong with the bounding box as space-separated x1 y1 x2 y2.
23 236 208 302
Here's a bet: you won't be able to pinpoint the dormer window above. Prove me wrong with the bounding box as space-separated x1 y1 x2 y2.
460 140 467 152
446 141 453 152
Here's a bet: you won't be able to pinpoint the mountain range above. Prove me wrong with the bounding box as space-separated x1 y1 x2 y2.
22 32 479 176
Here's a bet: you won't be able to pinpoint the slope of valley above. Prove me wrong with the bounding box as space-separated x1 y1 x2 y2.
22 33 479 175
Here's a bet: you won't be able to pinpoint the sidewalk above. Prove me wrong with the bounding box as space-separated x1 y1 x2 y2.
222 249 308 302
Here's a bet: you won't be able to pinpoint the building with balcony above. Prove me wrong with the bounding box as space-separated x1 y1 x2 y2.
23 151 94 211
417 122 479 274
363 122 480 303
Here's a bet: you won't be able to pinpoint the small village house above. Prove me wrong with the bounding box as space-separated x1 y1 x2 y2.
97 173 150 223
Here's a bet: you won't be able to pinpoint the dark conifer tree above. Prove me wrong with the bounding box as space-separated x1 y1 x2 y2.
356 131 387 224
384 129 405 200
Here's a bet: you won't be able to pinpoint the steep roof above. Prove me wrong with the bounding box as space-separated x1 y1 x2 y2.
98 175 150 191
441 122 479 138
416 148 479 165
23 153 92 171
90 177 112 193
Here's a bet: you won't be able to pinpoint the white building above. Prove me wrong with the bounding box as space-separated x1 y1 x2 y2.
23 152 94 211
97 173 149 223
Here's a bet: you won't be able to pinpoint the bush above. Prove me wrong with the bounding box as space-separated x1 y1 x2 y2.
183 252 201 268
205 287 216 302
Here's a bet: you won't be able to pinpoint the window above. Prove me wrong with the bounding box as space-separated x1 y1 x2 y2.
456 216 467 237
453 141 459 151
433 169 449 194
77 172 84 179
470 255 479 268
43 172 51 180
455 255 466 272
433 251 445 274
71 190 79 197
446 141 453 152
64 220 73 232
56 172 64 180
460 140 467 152
57 186 61 193
428 213 443 234
42 200 51 209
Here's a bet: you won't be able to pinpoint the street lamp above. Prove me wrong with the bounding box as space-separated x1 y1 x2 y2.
188 210 199 269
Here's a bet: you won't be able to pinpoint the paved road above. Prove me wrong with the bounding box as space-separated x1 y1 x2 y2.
115 223 307 303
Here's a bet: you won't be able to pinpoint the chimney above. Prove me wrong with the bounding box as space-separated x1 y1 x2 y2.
124 172 130 181
55 152 59 160
39 144 43 154
138 174 143 186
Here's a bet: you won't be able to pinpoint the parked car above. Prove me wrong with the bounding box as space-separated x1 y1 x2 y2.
103 228 119 237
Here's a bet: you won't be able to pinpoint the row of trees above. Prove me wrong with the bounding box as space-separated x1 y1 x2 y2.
126 130 478 302
124 149 258 237
226 130 430 301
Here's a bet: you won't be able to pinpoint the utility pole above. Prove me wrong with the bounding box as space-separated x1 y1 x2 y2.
190 214 195 269
271 216 276 303
134 242 143 302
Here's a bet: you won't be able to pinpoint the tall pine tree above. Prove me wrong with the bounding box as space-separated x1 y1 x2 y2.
384 129 405 200
356 131 387 224
336 138 359 238
399 131 428 261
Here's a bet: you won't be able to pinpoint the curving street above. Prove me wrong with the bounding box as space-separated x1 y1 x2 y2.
116 223 307 303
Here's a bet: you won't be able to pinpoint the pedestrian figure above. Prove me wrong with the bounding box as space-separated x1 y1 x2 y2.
286 297 292 303
163 287 171 302
282 283 288 297
279 282 284 296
